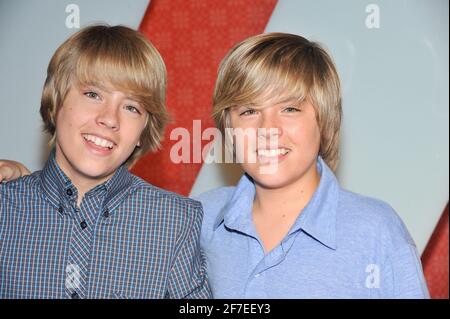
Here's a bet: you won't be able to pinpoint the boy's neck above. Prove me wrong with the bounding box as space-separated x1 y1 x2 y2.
252 161 321 220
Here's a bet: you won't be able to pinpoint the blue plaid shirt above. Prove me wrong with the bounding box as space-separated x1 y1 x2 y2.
0 152 211 299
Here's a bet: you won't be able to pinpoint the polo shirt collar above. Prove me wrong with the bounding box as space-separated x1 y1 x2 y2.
213 157 339 250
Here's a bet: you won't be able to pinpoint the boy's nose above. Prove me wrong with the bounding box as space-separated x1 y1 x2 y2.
97 106 119 130
258 115 283 138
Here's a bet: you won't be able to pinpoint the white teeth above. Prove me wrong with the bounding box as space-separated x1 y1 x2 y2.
83 134 114 149
257 148 289 157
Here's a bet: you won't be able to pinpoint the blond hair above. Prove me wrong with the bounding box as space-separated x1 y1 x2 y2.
212 33 342 171
40 24 169 166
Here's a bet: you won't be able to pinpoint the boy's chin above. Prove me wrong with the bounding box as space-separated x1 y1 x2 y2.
247 170 291 190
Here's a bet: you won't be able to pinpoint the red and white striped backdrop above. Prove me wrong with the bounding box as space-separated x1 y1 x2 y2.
131 0 448 299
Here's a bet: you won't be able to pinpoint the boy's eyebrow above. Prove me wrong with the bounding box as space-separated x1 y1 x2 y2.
272 95 304 105
124 95 140 102
80 83 107 92
81 84 140 103
246 95 304 108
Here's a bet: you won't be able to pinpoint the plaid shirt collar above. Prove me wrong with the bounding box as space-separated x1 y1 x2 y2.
39 150 134 212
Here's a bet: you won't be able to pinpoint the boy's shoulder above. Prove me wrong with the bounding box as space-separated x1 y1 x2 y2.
339 188 397 218
337 188 416 247
1 171 42 199
128 174 203 211
193 186 235 223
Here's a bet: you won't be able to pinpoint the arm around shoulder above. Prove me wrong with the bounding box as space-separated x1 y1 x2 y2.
167 201 212 299
0 160 31 182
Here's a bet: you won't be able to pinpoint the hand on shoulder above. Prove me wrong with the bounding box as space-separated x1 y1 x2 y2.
0 160 31 182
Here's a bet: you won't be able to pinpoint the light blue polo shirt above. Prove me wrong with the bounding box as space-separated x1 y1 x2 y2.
196 157 429 298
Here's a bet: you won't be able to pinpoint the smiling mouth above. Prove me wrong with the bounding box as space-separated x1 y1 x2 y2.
257 148 290 158
82 134 115 150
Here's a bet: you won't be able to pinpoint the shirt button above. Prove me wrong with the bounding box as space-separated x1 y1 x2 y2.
103 209 110 218
254 273 260 278
58 206 64 213
71 292 80 299
66 188 73 196
80 220 87 229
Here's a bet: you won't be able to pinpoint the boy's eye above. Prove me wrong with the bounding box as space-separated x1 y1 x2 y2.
283 106 301 113
240 108 257 116
125 105 141 114
84 91 100 99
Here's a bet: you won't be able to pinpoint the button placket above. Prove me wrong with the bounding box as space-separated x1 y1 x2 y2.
65 196 100 298
100 208 113 225
71 291 80 299
80 220 88 229
57 205 65 218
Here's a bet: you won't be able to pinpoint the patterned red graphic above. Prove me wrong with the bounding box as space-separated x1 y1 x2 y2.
422 205 449 298
133 0 277 196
